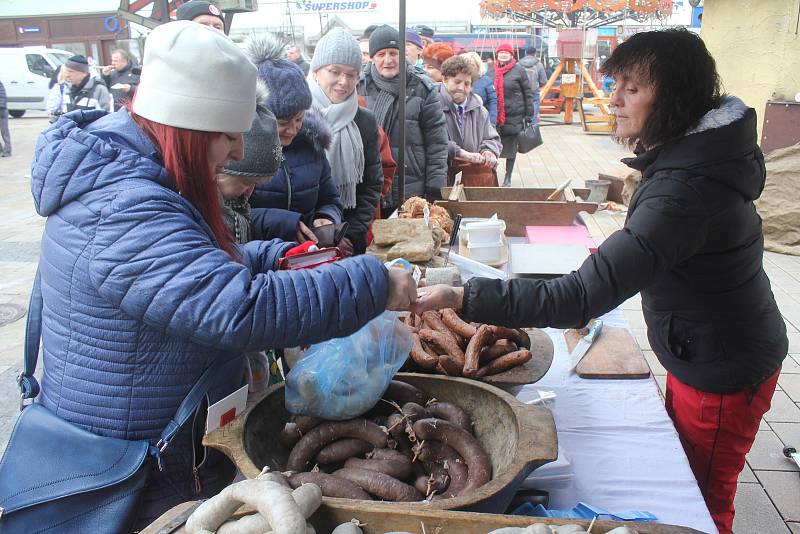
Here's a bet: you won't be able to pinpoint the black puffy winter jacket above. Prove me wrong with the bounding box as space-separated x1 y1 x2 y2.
462 96 788 393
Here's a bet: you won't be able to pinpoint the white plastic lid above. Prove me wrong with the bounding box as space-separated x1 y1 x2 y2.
467 239 504 249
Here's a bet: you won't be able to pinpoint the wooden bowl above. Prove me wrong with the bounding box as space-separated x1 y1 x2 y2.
203 373 557 514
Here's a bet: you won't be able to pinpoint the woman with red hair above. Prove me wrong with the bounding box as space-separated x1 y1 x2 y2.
29 20 416 527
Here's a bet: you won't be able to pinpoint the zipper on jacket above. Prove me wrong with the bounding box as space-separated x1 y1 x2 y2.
191 395 210 496
282 161 293 210
192 465 202 495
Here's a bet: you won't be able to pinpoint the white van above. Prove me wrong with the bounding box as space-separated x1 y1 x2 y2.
0 47 73 117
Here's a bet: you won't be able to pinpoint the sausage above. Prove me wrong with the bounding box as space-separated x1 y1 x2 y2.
475 349 533 377
421 311 466 350
440 308 477 338
279 416 323 447
368 448 410 462
419 329 465 366
424 401 472 432
436 353 464 376
463 324 496 377
386 413 413 453
413 418 491 494
410 333 439 370
316 438 374 465
479 339 518 365
426 464 451 495
488 326 531 350
344 457 413 481
400 402 428 422
383 380 430 406
287 472 372 500
333 467 424 502
414 440 469 498
287 419 388 472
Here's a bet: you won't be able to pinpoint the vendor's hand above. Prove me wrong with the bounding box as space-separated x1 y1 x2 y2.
295 221 318 244
412 285 465 314
386 268 418 311
312 218 331 228
456 150 485 165
338 237 354 257
481 151 498 168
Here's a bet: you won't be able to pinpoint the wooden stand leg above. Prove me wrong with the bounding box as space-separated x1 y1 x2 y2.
564 97 574 124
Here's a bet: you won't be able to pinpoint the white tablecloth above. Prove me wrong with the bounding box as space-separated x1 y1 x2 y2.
515 308 718 534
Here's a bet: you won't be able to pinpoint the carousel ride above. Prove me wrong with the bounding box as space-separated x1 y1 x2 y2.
480 0 674 129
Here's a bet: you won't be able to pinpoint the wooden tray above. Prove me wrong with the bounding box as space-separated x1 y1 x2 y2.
480 328 553 388
143 500 705 534
564 323 651 379
441 186 591 202
436 200 598 236
203 374 557 514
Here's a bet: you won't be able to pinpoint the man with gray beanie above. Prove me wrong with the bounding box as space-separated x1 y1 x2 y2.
63 55 112 112
309 28 383 255
357 24 448 213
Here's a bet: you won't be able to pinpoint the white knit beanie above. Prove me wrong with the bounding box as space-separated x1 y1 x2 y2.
133 21 257 133
310 28 362 72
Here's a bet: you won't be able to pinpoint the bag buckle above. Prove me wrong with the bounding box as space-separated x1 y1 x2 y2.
17 373 34 412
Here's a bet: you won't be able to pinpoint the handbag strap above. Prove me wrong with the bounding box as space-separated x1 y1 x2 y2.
19 268 230 467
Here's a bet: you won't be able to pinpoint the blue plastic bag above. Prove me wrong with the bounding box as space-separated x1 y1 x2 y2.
284 311 414 420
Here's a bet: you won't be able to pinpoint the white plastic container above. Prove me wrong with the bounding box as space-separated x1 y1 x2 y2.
466 239 504 263
465 219 506 245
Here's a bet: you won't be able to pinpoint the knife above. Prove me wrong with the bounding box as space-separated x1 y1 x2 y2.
444 214 462 267
569 319 603 373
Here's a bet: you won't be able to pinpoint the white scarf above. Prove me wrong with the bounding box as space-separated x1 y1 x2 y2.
308 74 364 210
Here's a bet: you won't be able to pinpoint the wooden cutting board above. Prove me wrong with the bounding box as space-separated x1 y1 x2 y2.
564 324 651 379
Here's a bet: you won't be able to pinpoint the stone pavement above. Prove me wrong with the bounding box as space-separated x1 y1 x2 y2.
0 113 798 533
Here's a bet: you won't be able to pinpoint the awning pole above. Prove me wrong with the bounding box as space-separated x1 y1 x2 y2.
398 0 407 207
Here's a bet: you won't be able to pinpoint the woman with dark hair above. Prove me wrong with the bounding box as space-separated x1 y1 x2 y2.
489 43 533 187
415 28 787 534
29 21 416 527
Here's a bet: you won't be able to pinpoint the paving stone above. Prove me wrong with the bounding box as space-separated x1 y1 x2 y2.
780 374 800 401
781 355 800 373
771 422 800 456
756 470 800 522
642 350 666 376
654 374 666 399
739 462 758 482
765 390 800 423
733 482 790 534
622 308 647 329
788 522 800 534
747 430 799 471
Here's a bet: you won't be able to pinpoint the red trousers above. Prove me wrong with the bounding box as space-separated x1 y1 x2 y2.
665 369 780 534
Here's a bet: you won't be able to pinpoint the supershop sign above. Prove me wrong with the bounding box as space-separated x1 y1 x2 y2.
294 1 378 12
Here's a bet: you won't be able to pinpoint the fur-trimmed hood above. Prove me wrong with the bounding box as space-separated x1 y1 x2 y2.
291 109 331 155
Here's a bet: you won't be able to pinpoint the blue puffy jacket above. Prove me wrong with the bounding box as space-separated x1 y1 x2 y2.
472 75 498 126
30 109 389 524
249 111 342 241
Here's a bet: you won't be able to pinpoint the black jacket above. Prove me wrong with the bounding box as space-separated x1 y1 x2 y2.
489 62 533 137
358 67 448 206
462 97 787 393
102 62 140 107
344 107 383 254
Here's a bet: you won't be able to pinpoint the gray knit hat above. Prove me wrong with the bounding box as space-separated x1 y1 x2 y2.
310 28 361 72
369 25 400 57
223 84 283 178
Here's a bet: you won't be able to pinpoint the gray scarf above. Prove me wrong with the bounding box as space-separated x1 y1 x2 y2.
370 62 401 133
221 195 252 244
309 75 364 210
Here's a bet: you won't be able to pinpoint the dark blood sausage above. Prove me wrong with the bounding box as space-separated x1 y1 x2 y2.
440 308 477 338
400 402 428 422
288 472 372 500
419 329 465 366
410 333 439 370
368 448 410 462
383 380 430 406
421 311 466 349
344 457 413 481
414 440 469 498
489 326 531 350
287 419 388 472
279 415 323 446
479 339 518 365
386 413 413 452
413 418 491 494
333 467 424 502
424 401 472 432
316 438 374 465
475 349 533 377
463 324 495 377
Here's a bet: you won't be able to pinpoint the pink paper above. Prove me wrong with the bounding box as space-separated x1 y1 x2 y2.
525 225 597 254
